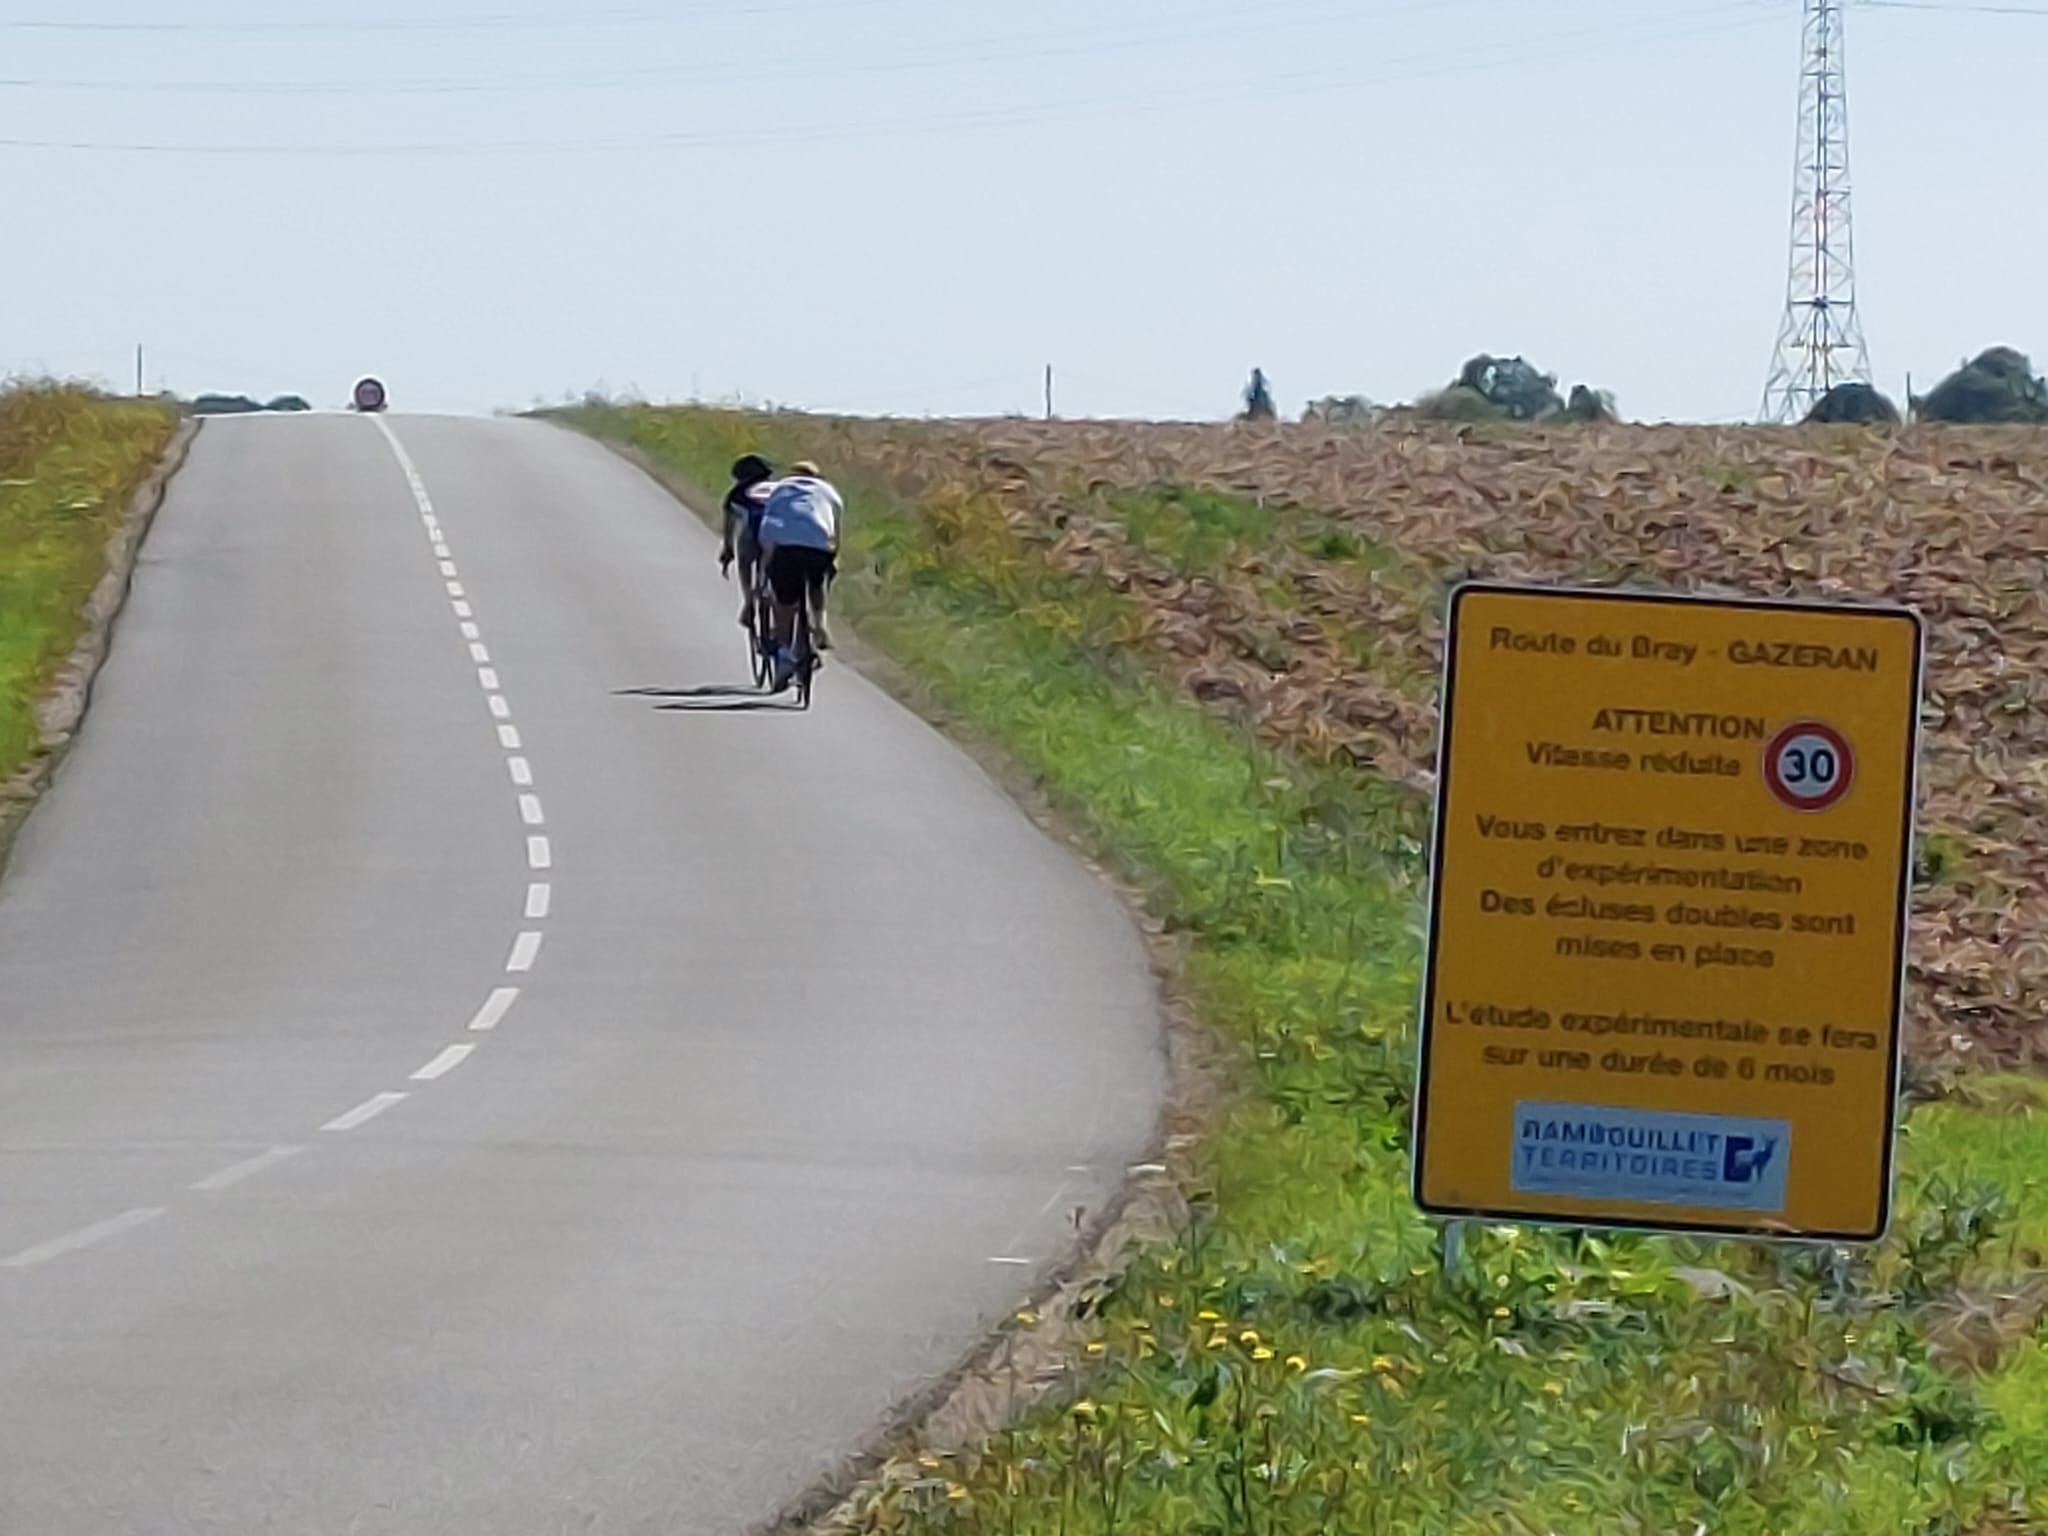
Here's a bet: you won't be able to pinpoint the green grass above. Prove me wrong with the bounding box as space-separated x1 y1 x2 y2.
561 402 2048 1534
0 385 178 785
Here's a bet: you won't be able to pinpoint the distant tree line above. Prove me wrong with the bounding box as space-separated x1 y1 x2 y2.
187 393 312 416
1242 345 2048 428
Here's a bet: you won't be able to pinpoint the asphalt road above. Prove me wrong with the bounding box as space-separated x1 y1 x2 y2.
0 413 1162 1534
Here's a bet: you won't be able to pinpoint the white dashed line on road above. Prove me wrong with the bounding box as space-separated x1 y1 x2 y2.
518 794 545 826
322 1093 408 1133
460 621 481 640
439 560 459 578
508 757 533 787
446 580 465 598
498 725 522 750
2 1209 167 1269
467 987 520 1033
527 835 552 869
411 1045 476 1082
526 882 552 919
478 667 500 691
487 695 511 719
191 1146 305 1193
470 643 492 664
506 931 543 973
452 599 473 619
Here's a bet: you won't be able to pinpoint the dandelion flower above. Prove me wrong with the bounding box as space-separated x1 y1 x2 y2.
1015 1309 1040 1325
1197 1310 1222 1322
1252 1346 1275 1361
1157 1296 1177 1309
1071 1399 1098 1419
1238 1330 1261 1347
1285 1354 1308 1373
1543 1380 1566 1397
946 1483 970 1503
1085 1342 1107 1355
1349 1413 1372 1426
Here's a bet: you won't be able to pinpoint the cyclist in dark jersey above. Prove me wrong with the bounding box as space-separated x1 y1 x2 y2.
718 454 775 629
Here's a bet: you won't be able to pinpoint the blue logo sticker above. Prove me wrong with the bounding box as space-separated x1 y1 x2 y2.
1511 1102 1791 1213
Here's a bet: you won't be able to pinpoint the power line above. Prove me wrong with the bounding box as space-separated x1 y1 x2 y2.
0 0 883 32
0 2 1777 156
1862 0 2048 13
0 0 1464 97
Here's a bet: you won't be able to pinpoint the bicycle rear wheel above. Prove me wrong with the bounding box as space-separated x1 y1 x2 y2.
747 605 771 690
794 603 815 710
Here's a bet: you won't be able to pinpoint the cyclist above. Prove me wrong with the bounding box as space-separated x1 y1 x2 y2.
718 454 776 630
757 459 843 691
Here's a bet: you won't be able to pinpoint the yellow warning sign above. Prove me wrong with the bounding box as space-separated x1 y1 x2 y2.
1412 584 1923 1240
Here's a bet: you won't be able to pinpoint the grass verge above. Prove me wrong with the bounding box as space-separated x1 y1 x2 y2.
559 402 2047 1535
0 384 178 787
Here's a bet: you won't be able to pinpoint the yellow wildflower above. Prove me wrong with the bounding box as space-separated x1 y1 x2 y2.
1493 1306 1511 1319
1156 1295 1177 1309
1015 1309 1039 1325
1197 1309 1222 1322
1071 1399 1098 1420
1285 1354 1309 1373
946 1483 969 1503
1349 1413 1372 1426
1238 1330 1261 1347
1543 1380 1565 1397
1252 1346 1275 1361
1085 1341 1107 1355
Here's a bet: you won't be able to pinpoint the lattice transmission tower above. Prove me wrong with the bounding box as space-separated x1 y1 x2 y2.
1761 0 1873 423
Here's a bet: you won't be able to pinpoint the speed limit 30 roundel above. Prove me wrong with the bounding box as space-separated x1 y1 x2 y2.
1764 719 1855 812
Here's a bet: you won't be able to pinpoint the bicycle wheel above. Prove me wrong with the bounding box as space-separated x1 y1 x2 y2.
794 603 815 710
746 603 771 690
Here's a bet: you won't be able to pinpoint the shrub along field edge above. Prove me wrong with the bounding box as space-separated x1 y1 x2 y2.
556 402 2048 1536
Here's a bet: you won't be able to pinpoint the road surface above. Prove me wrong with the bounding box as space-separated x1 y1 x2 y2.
0 413 1162 1534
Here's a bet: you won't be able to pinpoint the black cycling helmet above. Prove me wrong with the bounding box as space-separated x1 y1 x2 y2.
732 454 772 486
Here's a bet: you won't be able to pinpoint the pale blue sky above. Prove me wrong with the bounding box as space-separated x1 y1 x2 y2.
0 0 2039 421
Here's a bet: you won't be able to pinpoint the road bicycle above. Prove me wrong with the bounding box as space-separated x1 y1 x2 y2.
743 566 819 708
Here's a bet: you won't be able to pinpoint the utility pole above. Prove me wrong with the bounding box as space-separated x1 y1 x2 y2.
135 344 145 397
1761 0 1873 423
1044 364 1054 421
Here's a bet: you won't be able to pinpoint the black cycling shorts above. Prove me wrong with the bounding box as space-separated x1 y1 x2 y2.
766 545 836 606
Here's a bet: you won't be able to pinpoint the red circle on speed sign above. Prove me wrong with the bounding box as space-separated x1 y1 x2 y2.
1764 720 1855 812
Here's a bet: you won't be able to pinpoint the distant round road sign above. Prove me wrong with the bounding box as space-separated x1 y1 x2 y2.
353 377 387 413
1764 720 1854 812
